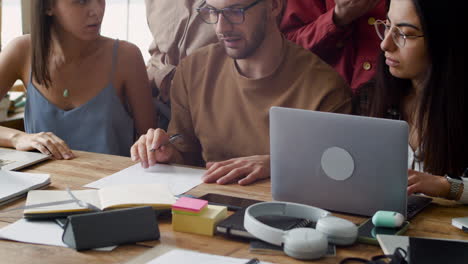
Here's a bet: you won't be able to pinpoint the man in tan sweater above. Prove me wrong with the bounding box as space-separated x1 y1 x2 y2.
131 0 351 185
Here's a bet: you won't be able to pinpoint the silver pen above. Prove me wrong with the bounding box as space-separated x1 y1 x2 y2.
150 134 183 152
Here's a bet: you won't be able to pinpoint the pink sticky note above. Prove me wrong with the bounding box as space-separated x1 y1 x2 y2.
172 197 208 213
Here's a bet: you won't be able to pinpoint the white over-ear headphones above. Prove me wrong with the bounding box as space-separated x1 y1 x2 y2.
244 202 358 260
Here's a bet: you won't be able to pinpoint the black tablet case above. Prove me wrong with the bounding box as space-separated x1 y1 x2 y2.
62 206 160 250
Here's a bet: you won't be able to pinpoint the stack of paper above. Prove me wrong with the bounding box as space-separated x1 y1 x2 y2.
0 170 50 206
84 164 205 195
147 249 273 264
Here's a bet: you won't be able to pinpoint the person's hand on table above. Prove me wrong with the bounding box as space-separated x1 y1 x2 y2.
11 131 74 160
131 128 176 168
203 155 270 186
407 169 450 198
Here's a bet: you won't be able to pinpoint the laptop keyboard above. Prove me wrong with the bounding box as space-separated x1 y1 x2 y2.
407 195 433 219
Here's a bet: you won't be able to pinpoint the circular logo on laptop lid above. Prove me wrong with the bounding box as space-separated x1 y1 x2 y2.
321 147 354 181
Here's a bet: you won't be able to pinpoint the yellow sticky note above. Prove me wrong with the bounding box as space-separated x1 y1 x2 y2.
172 205 227 236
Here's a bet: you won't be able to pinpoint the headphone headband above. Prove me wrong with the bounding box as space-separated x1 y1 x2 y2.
244 202 331 246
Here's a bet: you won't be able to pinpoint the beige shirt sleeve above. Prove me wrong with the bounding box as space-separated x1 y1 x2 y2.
145 0 217 101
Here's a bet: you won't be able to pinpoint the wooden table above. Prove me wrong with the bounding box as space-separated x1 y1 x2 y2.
1 151 467 264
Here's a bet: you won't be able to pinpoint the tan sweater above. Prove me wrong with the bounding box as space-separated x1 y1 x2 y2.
168 39 352 166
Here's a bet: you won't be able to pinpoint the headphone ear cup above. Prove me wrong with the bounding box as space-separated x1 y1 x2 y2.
316 216 358 246
283 228 328 260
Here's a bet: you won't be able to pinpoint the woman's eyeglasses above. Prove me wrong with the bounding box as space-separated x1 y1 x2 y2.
374 20 424 48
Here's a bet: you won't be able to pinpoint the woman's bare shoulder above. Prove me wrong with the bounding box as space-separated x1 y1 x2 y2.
2 35 31 61
118 40 143 60
0 35 31 80
7 34 31 48
99 37 144 65
113 39 145 76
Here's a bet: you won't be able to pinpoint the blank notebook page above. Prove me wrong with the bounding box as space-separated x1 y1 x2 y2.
147 249 273 264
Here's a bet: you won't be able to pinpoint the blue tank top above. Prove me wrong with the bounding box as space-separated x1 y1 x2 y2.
24 40 135 157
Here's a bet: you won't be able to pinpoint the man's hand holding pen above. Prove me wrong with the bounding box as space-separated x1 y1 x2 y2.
130 128 180 168
131 129 269 185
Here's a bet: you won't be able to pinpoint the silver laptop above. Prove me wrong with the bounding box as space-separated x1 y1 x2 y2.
0 148 50 171
270 107 409 217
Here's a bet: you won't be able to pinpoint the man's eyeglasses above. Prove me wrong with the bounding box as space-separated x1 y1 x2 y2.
374 20 424 48
196 0 264 25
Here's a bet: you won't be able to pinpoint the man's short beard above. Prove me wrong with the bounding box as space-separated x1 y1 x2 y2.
222 9 267 60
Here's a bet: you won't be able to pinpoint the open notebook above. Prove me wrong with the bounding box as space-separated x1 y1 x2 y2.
23 184 176 219
0 170 50 206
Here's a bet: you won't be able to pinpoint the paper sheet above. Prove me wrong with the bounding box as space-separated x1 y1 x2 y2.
146 249 274 264
84 164 205 195
0 171 50 204
0 219 115 251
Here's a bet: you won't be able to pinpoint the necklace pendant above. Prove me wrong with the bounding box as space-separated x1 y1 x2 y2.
63 89 69 98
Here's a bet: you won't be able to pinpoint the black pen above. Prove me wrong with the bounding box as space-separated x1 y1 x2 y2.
245 258 260 264
150 134 182 152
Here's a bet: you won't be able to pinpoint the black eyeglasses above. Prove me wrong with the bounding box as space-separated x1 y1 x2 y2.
196 0 265 25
